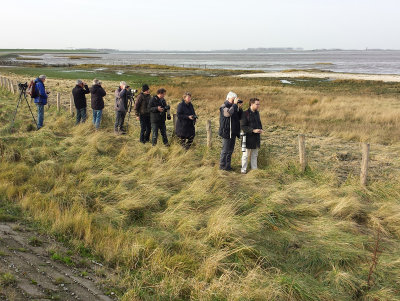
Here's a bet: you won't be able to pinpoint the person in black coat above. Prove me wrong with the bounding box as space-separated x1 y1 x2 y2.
72 79 90 125
218 91 243 171
90 79 106 129
240 98 263 174
148 88 170 146
134 84 152 143
176 92 196 149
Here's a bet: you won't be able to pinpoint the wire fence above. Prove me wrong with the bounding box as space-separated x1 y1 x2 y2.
0 75 372 187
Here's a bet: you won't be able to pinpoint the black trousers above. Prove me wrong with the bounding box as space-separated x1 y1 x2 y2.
220 138 236 170
151 122 169 145
139 114 151 143
179 136 195 150
115 111 126 131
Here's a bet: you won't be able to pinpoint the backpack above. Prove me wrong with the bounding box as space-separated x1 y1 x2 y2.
27 80 38 98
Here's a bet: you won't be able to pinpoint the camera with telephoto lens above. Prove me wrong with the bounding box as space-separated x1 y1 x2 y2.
18 82 28 91
164 105 171 120
126 86 137 98
240 130 246 152
237 99 243 104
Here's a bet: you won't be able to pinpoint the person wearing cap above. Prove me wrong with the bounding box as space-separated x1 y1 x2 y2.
176 92 196 149
33 74 49 129
114 81 129 134
134 84 152 143
90 79 106 129
72 79 90 125
218 91 243 171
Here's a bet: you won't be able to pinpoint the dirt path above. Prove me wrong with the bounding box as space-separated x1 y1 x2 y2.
0 223 116 301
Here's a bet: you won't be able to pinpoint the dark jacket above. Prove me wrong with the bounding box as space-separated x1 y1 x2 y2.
34 78 48 105
176 100 196 138
114 87 128 112
72 84 90 110
218 101 242 139
241 108 263 149
90 84 106 110
134 92 151 116
148 95 167 123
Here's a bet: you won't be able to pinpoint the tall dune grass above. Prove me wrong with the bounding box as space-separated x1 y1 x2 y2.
1 76 400 300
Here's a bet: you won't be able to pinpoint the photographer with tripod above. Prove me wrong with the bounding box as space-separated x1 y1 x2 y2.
114 81 129 134
134 84 152 143
176 92 197 150
72 79 90 124
148 88 170 146
33 75 49 129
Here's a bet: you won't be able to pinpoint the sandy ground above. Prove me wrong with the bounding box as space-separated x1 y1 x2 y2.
238 71 400 82
0 223 115 301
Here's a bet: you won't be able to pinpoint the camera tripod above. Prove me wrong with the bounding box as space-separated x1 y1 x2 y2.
11 83 38 130
126 91 136 133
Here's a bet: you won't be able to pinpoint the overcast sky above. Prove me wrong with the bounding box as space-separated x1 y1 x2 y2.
0 0 399 51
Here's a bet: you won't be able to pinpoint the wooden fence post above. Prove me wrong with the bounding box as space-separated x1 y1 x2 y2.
206 120 212 148
70 94 74 116
360 143 370 186
56 93 61 111
10 80 15 94
298 134 307 172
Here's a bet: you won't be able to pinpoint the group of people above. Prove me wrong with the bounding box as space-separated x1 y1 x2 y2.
32 75 263 174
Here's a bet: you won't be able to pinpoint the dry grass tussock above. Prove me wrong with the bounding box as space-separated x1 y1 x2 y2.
1 79 400 300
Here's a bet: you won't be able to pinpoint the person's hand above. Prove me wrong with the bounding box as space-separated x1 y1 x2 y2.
157 106 164 112
253 129 263 133
238 102 243 108
136 116 140 121
233 97 238 104
188 115 194 120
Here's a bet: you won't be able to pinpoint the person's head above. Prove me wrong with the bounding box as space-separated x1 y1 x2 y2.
142 84 150 94
249 98 260 111
120 81 127 89
157 88 166 98
76 79 84 87
226 91 237 104
93 79 101 86
183 92 192 103
39 74 46 82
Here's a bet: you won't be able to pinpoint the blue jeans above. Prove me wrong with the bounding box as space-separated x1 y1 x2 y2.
76 108 87 124
36 104 44 129
92 110 102 129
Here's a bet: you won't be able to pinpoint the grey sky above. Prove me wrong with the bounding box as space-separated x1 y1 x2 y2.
0 0 398 50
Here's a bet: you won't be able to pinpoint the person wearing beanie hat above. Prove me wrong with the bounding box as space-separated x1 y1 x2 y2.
134 84 152 143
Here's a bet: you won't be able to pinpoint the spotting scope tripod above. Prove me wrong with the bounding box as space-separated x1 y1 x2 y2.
11 82 38 130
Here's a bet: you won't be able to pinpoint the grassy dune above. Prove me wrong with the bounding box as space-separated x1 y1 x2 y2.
1 69 400 300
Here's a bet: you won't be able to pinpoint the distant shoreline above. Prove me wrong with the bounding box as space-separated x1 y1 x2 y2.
238 71 400 82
